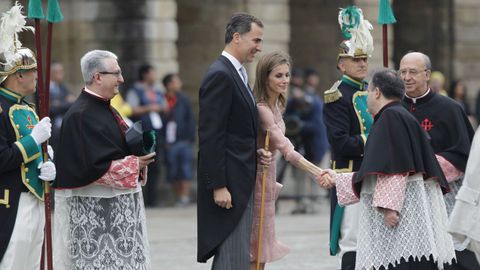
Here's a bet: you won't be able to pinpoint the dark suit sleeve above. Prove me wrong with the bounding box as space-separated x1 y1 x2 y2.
198 70 233 190
324 99 365 157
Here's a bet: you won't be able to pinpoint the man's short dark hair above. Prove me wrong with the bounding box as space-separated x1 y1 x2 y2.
225 13 263 44
371 68 405 100
162 73 176 89
138 64 154 81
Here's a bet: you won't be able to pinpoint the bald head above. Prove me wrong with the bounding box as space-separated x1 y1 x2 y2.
401 52 431 70
399 52 432 97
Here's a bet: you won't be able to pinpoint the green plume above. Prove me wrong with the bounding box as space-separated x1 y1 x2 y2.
47 0 64 23
28 0 45 19
378 0 396 24
340 6 361 40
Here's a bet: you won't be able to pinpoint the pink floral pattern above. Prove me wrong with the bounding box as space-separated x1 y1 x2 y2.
372 174 408 212
336 172 359 206
96 155 140 189
436 154 463 183
257 104 302 164
250 104 303 263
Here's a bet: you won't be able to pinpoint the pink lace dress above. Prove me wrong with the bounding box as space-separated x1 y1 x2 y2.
250 103 303 263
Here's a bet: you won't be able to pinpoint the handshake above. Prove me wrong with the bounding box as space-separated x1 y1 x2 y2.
315 169 337 189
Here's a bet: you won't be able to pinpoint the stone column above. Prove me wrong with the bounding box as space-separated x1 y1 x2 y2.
454 0 480 108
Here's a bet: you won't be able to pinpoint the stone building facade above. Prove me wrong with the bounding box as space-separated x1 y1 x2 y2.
5 0 480 113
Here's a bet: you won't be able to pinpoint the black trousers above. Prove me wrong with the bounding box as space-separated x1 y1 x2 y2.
341 251 356 270
444 250 480 270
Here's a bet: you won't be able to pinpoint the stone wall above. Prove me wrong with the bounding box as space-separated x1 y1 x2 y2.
9 0 178 93
4 0 480 116
289 0 353 93
177 0 290 107
289 0 391 93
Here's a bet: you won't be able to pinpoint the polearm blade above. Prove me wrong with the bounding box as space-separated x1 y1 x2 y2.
378 0 397 68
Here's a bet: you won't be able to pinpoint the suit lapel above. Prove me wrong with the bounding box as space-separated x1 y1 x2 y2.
218 56 258 131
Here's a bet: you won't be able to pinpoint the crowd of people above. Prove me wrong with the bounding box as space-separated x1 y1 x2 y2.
1 2 480 270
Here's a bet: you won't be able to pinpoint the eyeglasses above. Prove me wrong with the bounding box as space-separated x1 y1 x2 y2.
98 70 122 77
397 69 428 77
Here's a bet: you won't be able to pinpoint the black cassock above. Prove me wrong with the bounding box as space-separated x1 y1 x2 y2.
402 90 474 172
353 101 448 194
402 90 478 270
351 102 454 270
54 90 130 189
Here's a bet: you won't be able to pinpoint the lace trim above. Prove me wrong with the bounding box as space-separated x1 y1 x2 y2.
53 191 151 269
356 180 455 270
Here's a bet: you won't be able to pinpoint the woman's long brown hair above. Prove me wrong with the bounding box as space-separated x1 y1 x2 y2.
253 51 291 111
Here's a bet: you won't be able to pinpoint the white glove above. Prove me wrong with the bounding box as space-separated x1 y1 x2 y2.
47 145 54 160
38 161 56 182
30 117 52 145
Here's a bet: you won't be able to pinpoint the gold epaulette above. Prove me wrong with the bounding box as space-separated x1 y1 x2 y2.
324 80 342 104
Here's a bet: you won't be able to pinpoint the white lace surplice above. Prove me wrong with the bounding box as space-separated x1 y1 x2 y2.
355 173 455 270
54 156 151 269
54 189 150 270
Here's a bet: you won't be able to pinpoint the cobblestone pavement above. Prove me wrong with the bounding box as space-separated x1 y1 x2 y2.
146 199 338 269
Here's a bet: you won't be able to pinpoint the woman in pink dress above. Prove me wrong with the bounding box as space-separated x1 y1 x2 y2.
249 51 324 269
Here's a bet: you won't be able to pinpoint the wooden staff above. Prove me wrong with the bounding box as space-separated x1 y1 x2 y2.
382 25 388 68
33 17 54 270
256 129 270 270
31 1 63 268
42 20 61 270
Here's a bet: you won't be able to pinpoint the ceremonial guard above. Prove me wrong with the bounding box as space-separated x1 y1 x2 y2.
323 6 374 269
0 3 55 269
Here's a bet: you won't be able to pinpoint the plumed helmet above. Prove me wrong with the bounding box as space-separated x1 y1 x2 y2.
0 47 37 84
337 6 374 62
0 3 36 84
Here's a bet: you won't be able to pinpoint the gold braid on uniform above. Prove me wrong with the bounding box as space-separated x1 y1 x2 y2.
324 80 342 104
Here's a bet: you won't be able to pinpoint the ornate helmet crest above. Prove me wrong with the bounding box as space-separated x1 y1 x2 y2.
337 6 374 61
0 2 37 84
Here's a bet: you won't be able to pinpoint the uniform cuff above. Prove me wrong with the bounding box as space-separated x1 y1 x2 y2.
14 135 41 163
